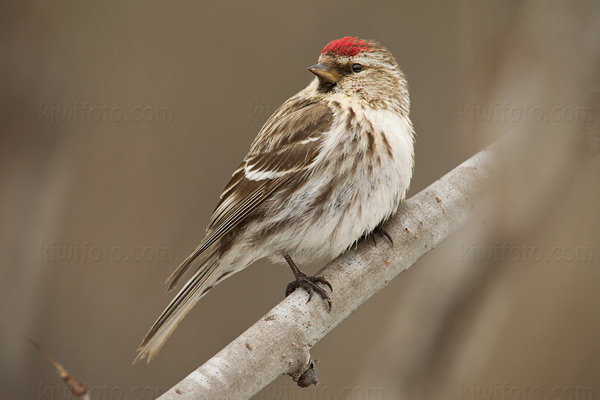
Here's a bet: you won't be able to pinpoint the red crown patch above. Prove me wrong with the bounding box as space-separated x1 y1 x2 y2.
321 37 371 57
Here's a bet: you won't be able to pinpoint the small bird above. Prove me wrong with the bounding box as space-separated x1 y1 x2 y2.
136 37 415 362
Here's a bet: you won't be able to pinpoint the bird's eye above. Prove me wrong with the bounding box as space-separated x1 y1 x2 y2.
352 63 364 73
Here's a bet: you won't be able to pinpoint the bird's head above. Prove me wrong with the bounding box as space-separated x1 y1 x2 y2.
309 37 408 112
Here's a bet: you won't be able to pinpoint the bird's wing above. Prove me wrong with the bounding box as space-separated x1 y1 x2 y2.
165 97 333 290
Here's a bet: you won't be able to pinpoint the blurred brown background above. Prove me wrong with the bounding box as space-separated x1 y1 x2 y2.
1 1 598 399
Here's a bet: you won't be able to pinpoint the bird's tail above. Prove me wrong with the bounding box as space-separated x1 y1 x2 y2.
135 251 220 363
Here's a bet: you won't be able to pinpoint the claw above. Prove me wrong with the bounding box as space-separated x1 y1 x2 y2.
306 290 313 303
373 226 394 245
314 276 332 292
285 274 333 312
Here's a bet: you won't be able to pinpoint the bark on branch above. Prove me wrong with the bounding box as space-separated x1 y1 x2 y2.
157 142 496 400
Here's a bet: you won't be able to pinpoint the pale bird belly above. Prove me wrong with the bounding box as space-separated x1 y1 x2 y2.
260 152 409 265
305 161 404 260
255 108 414 266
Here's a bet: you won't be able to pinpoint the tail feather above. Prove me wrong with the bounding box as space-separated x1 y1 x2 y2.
165 242 214 292
135 257 220 363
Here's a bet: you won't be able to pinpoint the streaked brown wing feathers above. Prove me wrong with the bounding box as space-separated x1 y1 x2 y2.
167 99 333 290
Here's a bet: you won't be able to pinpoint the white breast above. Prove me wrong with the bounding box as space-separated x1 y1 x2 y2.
322 106 414 255
258 104 415 264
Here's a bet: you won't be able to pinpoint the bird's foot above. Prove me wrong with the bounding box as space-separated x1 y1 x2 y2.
371 225 394 246
285 273 332 312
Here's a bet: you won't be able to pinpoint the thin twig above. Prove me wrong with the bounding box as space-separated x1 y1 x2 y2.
21 331 89 400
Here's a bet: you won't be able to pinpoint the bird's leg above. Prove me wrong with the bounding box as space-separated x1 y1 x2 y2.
372 224 394 245
284 255 332 311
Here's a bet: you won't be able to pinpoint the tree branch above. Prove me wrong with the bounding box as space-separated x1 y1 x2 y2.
157 143 496 400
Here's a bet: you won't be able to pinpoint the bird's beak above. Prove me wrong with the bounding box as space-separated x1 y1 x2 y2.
308 63 341 84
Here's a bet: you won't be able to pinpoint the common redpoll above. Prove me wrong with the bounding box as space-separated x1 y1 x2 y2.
136 37 415 362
